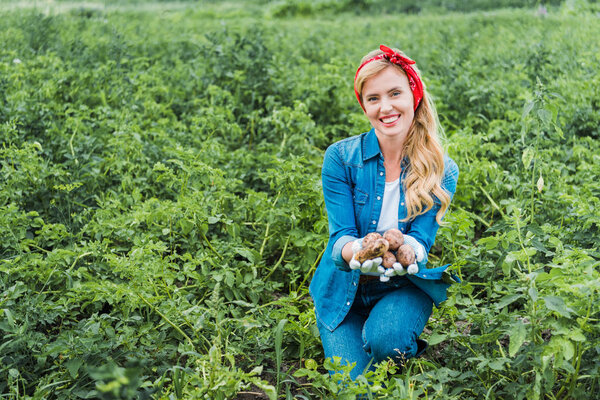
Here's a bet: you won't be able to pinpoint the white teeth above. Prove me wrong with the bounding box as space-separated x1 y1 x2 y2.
381 115 399 124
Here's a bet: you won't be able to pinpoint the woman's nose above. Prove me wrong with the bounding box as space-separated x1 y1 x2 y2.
380 98 393 113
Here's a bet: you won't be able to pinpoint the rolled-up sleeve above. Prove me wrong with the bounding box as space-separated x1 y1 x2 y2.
405 157 459 254
321 145 359 271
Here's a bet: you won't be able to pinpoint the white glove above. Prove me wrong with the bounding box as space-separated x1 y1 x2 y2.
381 234 426 278
402 234 426 275
349 239 383 276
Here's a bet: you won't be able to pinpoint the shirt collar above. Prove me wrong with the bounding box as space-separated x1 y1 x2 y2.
362 128 411 168
362 128 381 161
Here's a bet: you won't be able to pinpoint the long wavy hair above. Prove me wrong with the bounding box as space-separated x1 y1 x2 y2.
354 48 450 223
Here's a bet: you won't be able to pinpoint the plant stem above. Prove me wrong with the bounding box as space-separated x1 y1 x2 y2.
297 247 325 291
137 292 194 347
264 236 290 280
201 231 223 260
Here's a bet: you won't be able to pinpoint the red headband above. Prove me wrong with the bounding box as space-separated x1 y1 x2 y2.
354 45 424 112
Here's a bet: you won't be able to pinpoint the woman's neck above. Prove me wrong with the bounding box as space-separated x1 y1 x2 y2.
380 144 404 182
379 136 405 167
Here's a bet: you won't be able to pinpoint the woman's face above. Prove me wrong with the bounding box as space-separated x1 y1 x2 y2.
362 66 415 143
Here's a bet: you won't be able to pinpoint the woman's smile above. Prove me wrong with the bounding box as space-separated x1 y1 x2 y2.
380 114 401 125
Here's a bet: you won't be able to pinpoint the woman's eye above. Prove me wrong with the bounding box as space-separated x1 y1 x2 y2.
392 91 401 96
367 97 377 102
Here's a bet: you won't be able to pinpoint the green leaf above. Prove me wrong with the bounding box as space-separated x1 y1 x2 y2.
477 236 499 250
428 332 447 346
496 294 523 310
66 358 83 379
488 358 507 371
274 319 288 391
249 365 263 375
522 147 534 169
554 337 575 361
537 108 552 126
2 309 15 327
522 100 535 119
509 321 527 357
569 328 586 342
234 247 258 263
543 296 572 318
528 287 538 303
253 381 277 400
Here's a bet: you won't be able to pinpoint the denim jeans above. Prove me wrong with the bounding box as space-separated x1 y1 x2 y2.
316 276 432 380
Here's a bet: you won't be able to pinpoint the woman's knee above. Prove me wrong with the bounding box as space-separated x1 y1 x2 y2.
364 287 433 363
368 332 419 363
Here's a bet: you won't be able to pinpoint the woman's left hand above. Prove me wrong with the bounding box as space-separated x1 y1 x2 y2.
381 234 427 280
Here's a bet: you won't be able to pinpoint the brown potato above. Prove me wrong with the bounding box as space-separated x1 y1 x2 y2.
382 251 397 269
396 244 415 266
383 228 404 251
362 232 383 248
355 238 389 263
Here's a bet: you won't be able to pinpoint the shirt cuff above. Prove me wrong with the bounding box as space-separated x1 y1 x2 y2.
332 234 356 271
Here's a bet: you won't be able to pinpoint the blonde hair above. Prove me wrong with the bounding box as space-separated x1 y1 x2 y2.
355 48 451 223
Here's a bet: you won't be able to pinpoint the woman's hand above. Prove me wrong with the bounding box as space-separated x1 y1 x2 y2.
382 234 426 279
349 239 383 275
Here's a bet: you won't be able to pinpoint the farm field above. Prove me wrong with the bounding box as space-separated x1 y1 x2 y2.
1 1 599 399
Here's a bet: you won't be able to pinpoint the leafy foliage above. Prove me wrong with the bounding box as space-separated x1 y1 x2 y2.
1 1 599 399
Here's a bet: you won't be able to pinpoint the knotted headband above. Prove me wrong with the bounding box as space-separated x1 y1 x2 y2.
354 45 424 112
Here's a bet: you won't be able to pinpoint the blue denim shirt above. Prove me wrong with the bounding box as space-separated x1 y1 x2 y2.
309 128 459 332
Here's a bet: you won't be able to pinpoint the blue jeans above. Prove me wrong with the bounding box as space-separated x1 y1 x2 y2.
316 276 432 380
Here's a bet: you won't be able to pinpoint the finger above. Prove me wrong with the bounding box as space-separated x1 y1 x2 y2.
349 258 361 270
392 262 403 272
379 275 390 282
407 264 419 275
372 257 383 267
415 247 425 262
362 259 373 270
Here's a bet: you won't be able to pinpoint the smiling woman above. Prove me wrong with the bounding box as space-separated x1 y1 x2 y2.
309 45 459 380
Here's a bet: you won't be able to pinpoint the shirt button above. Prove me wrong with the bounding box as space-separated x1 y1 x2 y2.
401 202 405 206
377 196 381 200
379 172 384 176
347 301 351 306
353 282 357 286
372 220 376 225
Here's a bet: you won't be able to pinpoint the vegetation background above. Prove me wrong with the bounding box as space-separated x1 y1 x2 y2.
1 0 599 398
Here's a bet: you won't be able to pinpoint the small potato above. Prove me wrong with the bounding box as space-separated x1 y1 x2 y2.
355 238 389 263
383 228 404 251
382 251 397 270
362 232 383 248
396 244 415 267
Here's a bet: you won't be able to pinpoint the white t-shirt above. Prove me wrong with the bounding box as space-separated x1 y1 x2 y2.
376 178 400 233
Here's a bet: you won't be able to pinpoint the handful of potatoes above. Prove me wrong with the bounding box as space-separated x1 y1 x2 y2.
353 229 418 281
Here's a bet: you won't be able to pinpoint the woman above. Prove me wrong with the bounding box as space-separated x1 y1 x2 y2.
309 45 459 379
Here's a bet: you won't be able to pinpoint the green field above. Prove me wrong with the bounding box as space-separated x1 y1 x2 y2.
1 1 599 398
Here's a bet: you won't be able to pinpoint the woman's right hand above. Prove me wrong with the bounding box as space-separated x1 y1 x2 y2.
348 239 383 275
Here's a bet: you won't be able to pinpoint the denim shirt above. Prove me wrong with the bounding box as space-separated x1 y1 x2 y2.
309 128 459 332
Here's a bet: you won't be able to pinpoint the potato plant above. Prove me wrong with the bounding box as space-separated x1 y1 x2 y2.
1 1 599 399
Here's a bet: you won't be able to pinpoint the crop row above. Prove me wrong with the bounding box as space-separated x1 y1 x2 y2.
1 3 599 399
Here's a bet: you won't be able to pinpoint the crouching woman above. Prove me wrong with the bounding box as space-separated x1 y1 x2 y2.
309 45 459 379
